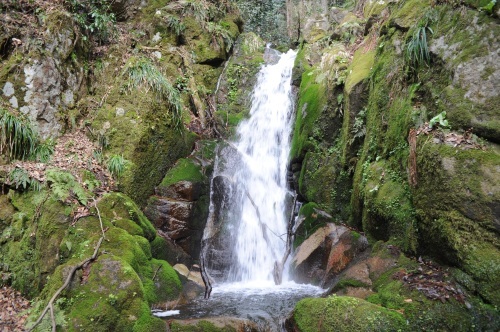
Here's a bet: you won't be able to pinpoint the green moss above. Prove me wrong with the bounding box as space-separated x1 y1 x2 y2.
160 158 204 187
333 278 369 291
344 49 375 93
363 0 390 18
290 68 328 161
362 161 418 253
132 301 166 332
391 0 431 28
291 295 406 332
143 259 181 304
97 193 156 241
114 219 145 237
170 320 238 332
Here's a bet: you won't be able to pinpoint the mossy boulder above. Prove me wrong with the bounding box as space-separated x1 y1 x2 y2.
25 192 182 331
169 317 258 332
285 295 407 332
413 140 500 305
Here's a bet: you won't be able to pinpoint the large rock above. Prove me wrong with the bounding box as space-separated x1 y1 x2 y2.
1 10 84 139
291 223 368 286
285 295 407 332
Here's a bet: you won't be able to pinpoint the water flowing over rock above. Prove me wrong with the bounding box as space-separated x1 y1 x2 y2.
202 49 298 284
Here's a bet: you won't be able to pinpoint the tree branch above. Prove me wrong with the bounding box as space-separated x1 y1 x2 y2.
28 236 104 332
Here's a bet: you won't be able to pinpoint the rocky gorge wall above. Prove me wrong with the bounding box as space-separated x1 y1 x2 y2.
283 0 500 330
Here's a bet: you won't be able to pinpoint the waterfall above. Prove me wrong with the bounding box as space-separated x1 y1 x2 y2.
203 49 298 285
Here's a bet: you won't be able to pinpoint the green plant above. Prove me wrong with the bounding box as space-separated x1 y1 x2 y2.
34 138 55 163
164 14 185 37
350 108 367 145
0 107 39 160
429 111 449 129
405 26 433 67
46 169 89 205
122 56 182 127
66 0 116 44
207 22 234 53
8 168 42 191
482 0 497 14
106 154 127 178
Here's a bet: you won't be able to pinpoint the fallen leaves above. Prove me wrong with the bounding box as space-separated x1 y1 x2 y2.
395 257 466 304
0 286 31 332
416 125 485 150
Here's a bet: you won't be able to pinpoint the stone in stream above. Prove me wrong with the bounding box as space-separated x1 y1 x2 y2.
291 223 368 287
168 317 259 332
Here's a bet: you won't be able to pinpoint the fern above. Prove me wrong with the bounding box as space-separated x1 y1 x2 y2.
8 168 42 191
46 169 89 205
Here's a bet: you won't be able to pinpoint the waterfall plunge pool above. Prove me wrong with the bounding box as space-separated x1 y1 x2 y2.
154 281 324 331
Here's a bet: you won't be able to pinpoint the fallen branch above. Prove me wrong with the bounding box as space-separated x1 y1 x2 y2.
273 193 297 285
199 248 212 299
28 236 104 332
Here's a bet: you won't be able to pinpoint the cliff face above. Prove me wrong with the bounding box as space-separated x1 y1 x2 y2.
285 0 500 329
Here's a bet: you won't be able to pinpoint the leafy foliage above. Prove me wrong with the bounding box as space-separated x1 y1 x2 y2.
8 168 42 191
405 26 433 67
106 154 127 178
207 22 234 53
122 56 182 127
0 107 39 161
165 14 185 37
46 169 89 205
34 138 55 163
429 111 449 129
66 0 116 43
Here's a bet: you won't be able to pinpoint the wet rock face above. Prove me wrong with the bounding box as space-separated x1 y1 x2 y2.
201 175 238 281
145 180 207 260
291 223 368 286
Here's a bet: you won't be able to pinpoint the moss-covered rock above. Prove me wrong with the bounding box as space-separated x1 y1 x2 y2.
286 295 407 332
214 33 266 134
0 191 184 331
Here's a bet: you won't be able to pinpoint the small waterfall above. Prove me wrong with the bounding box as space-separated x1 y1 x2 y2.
203 49 298 285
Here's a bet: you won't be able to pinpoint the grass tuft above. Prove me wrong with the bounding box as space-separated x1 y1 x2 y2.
122 57 182 128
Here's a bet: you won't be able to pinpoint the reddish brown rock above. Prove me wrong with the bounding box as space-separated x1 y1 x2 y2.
291 223 368 286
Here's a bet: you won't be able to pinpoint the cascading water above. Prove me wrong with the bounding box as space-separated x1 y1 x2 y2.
202 48 297 285
156 49 323 330
227 48 297 283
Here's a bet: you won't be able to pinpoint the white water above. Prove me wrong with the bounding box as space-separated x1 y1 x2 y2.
167 49 324 331
207 49 298 283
